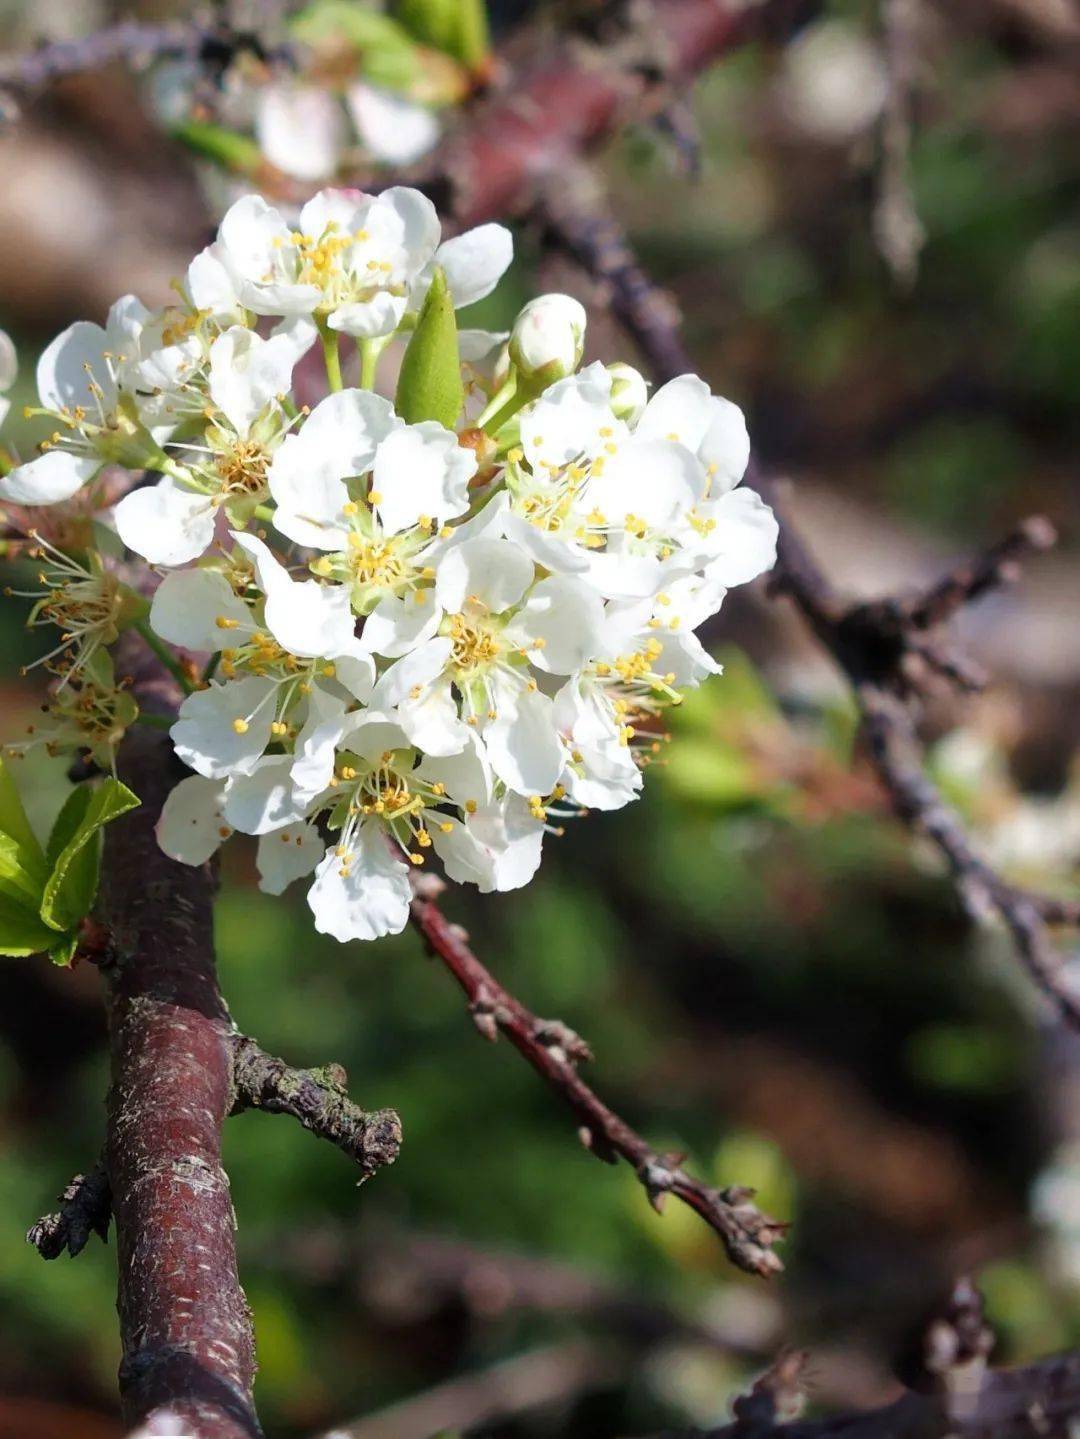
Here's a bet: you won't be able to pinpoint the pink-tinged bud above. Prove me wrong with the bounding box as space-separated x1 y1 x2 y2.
509 294 586 384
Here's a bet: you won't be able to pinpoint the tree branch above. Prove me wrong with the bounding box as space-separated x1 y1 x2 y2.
536 184 1080 1027
26 1160 111 1259
409 878 786 1277
229 1037 401 1182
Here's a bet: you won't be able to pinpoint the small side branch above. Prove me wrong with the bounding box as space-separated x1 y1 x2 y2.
230 1037 401 1184
27 1160 111 1259
410 882 785 1278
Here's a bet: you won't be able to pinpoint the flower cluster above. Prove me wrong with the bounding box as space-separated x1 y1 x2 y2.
0 186 777 943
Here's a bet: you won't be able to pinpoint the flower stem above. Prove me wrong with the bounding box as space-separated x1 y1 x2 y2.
253 503 275 524
134 711 172 730
319 323 343 393
358 339 377 390
134 618 195 696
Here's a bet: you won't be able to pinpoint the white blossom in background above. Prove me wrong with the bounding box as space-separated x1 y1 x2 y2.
0 327 17 429
2 184 778 944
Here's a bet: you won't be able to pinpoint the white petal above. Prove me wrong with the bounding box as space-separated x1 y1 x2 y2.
373 422 475 536
223 755 310 835
36 321 116 413
483 682 564 797
378 186 441 266
327 291 408 339
519 364 619 471
0 327 17 390
581 548 664 601
693 488 778 587
113 480 216 565
418 733 494 807
328 641 376 704
171 676 277 779
398 676 469 757
308 821 412 942
700 397 750 493
431 795 543 893
292 686 349 801
513 575 604 674
636 374 713 451
270 387 400 549
434 224 513 309
256 83 344 181
256 822 324 895
218 194 320 316
150 567 249 652
586 437 700 529
500 510 590 576
186 243 241 318
371 638 453 709
0 450 98 505
435 537 532 615
209 324 308 436
346 84 439 165
155 775 228 864
232 531 356 658
361 589 441 658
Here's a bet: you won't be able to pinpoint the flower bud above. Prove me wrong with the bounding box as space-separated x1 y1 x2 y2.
509 294 586 384
607 363 648 423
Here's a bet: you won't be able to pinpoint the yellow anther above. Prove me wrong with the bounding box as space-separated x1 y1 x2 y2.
368 490 383 505
465 799 478 814
439 821 454 833
232 718 249 734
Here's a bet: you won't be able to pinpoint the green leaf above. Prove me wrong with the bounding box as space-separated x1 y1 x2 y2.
0 832 47 910
40 779 139 933
0 890 56 957
47 932 80 969
394 0 489 69
0 754 47 878
46 786 94 871
395 268 464 428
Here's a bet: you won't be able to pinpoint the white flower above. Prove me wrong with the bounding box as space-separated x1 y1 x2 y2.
231 532 357 660
113 476 219 567
150 566 250 652
0 299 171 507
0 327 17 429
309 821 413 942
171 675 280 778
269 387 401 549
346 83 440 166
156 774 229 863
635 374 750 495
256 821 324 895
215 187 511 338
256 82 344 181
509 294 586 382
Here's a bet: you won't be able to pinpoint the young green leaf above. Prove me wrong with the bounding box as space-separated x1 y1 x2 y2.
40 779 139 934
0 755 47 880
0 832 48 911
395 267 464 429
0 890 56 958
47 932 80 969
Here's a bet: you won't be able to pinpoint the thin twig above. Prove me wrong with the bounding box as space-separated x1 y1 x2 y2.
410 879 786 1277
27 1160 111 1259
538 186 1080 1027
230 1038 401 1183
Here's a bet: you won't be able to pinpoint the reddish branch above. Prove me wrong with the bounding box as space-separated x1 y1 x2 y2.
410 879 786 1277
101 721 260 1439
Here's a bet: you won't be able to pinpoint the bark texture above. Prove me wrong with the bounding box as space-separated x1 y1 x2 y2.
101 724 260 1439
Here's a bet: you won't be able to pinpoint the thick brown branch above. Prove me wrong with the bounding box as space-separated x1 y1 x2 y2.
410 881 785 1277
26 1160 111 1259
230 1037 401 1182
101 723 261 1439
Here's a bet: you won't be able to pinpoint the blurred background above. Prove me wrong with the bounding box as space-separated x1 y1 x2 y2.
0 0 1078 1435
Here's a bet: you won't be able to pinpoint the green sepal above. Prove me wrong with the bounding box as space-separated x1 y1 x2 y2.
39 779 139 933
395 267 464 429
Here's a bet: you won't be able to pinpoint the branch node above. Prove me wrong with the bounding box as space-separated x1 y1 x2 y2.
27 1161 111 1260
